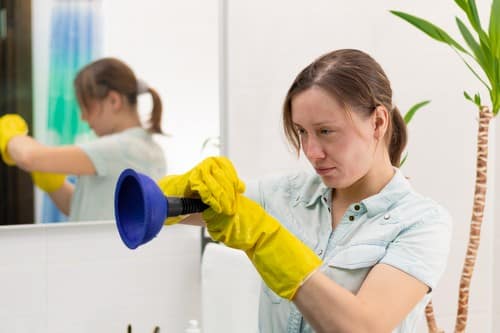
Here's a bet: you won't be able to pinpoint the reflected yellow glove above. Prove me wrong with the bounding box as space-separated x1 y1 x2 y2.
0 114 28 165
203 196 322 300
156 156 245 225
31 172 66 193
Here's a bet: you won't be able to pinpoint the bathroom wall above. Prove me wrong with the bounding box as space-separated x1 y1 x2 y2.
0 222 201 333
225 0 497 331
2 0 498 332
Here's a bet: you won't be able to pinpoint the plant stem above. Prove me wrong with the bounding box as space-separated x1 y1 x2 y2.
455 106 493 333
425 301 444 333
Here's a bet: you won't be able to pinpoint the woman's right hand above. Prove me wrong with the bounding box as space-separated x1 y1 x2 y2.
156 156 245 216
0 114 28 165
31 171 66 193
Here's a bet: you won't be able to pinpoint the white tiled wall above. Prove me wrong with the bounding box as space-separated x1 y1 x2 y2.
0 222 201 333
0 227 48 333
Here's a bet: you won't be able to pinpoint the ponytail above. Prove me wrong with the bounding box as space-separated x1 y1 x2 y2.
147 87 163 134
388 106 407 167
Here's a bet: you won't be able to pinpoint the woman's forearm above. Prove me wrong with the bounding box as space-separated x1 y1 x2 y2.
8 136 96 174
293 263 428 333
293 272 377 333
46 182 74 216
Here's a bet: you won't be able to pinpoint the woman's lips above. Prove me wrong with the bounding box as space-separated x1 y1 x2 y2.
315 167 336 176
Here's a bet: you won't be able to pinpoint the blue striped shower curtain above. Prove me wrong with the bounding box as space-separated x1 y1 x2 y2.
42 0 101 223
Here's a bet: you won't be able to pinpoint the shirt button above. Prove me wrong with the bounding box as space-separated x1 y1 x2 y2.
348 215 355 221
354 204 360 211
318 249 323 256
384 214 390 220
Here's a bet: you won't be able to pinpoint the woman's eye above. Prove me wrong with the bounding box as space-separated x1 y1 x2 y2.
320 128 333 135
296 128 306 134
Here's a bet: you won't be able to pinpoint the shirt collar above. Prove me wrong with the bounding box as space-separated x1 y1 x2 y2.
361 168 412 217
291 174 329 207
303 182 330 207
301 168 412 216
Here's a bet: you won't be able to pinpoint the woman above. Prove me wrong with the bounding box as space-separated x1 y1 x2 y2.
0 58 166 222
158 49 452 332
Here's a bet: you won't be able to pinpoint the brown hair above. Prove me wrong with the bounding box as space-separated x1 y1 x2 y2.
283 49 407 167
74 57 163 134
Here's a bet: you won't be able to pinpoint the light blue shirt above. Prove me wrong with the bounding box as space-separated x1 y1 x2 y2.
69 127 166 221
245 168 452 333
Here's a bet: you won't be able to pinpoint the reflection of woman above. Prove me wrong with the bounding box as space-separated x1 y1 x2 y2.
0 58 166 222
159 49 452 332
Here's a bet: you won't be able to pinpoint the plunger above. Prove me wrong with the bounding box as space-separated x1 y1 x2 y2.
114 168 208 249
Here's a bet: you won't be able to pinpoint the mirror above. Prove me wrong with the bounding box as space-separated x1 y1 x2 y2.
1 0 222 224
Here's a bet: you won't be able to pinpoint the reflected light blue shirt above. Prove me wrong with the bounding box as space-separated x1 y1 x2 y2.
70 127 166 222
245 168 452 333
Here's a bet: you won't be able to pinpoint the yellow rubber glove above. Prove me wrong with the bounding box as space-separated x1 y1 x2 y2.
156 156 245 225
31 171 66 193
203 196 323 300
0 114 29 165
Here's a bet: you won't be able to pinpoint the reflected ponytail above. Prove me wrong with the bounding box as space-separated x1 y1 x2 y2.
147 87 163 134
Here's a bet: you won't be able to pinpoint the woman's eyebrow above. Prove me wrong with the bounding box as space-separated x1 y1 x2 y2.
312 121 341 127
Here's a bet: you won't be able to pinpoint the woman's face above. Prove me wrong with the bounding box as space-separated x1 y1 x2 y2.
291 86 378 189
79 97 116 136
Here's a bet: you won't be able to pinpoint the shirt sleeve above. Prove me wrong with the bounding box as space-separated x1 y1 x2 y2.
243 178 264 206
379 205 452 291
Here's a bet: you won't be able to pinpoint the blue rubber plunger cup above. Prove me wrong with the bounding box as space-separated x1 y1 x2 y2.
114 169 209 249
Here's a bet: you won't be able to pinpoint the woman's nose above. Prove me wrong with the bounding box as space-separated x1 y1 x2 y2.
303 137 325 160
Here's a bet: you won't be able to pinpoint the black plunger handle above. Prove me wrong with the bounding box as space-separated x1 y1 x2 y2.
166 197 209 216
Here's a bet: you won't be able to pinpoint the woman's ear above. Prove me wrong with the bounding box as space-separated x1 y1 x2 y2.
372 106 389 140
107 90 123 112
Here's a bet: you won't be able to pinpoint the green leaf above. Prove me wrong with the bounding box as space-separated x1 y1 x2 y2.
454 0 468 13
456 18 486 65
400 153 408 167
467 0 483 33
474 93 482 106
404 100 431 124
200 136 220 153
454 0 491 48
464 91 484 108
494 88 500 115
452 46 492 90
489 0 500 59
391 11 470 54
471 1 491 48
455 17 495 87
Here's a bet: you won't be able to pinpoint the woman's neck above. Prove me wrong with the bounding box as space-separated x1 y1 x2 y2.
333 156 395 204
112 108 141 133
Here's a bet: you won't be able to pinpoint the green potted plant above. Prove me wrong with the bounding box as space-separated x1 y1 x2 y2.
391 0 499 332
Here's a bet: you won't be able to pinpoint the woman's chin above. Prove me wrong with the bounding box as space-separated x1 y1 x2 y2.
320 174 342 188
